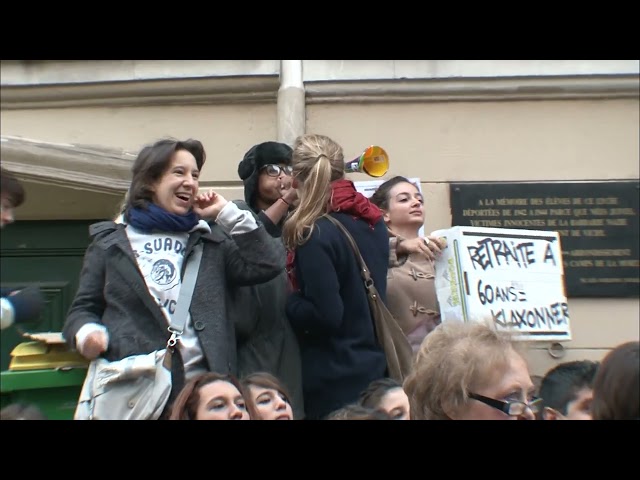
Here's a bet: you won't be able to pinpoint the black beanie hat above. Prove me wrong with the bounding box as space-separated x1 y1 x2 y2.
238 141 293 208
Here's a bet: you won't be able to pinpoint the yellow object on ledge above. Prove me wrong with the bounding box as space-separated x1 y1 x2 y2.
9 338 88 371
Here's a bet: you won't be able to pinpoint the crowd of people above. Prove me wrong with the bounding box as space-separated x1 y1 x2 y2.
0 132 637 420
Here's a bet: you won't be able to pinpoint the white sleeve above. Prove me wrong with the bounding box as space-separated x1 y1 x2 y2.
1 297 15 330
215 201 259 235
75 323 109 351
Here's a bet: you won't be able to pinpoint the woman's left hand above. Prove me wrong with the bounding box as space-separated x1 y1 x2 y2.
421 235 445 259
193 189 228 220
397 235 445 261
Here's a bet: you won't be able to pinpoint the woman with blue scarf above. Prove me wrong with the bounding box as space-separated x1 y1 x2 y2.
63 138 284 417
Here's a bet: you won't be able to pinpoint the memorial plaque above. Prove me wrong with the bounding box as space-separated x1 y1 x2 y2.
450 181 639 297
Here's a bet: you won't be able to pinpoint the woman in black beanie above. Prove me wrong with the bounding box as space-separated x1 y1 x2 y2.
231 141 305 419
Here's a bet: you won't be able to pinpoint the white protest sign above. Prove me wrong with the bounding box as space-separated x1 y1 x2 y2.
432 225 572 342
354 178 425 237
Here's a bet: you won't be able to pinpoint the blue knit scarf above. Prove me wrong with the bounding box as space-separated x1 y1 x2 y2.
127 203 199 233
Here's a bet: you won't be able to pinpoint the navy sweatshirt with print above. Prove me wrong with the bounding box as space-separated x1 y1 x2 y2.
285 212 389 419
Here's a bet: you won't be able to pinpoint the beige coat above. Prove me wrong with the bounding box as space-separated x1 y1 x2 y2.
387 236 441 352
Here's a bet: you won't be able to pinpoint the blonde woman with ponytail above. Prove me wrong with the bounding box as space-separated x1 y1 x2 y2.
283 134 389 420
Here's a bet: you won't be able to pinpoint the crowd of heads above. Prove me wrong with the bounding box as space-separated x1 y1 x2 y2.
167 371 295 420
161 323 638 421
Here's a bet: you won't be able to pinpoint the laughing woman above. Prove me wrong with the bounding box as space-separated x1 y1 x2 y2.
370 176 445 353
63 138 284 417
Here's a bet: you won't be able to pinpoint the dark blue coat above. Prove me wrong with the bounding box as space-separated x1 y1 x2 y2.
286 212 389 419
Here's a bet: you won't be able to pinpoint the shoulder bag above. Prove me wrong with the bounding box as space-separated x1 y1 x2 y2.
323 215 414 383
74 244 203 420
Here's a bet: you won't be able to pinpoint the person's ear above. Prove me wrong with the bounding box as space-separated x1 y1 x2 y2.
292 177 299 189
543 406 562 420
382 209 391 224
442 401 460 420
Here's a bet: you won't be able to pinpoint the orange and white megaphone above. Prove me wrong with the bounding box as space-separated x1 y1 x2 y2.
344 145 389 178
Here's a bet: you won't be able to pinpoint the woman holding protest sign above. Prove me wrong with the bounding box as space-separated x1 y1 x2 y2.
370 176 445 352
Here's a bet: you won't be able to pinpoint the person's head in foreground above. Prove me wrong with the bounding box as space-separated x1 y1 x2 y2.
241 372 294 420
591 341 639 420
404 321 540 420
539 360 599 420
0 402 47 420
326 403 393 420
169 372 257 420
359 377 410 420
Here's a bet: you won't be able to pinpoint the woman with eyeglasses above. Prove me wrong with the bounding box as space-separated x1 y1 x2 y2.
233 142 304 419
404 321 541 420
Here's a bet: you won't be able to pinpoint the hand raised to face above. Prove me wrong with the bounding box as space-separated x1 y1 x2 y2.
193 190 229 221
280 178 299 206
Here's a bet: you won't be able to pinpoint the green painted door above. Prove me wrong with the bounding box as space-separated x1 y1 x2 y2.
0 220 99 371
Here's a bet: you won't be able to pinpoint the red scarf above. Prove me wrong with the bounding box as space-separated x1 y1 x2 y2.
286 179 382 291
329 179 383 227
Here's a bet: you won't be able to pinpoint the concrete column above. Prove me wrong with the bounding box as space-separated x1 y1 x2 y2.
277 60 306 146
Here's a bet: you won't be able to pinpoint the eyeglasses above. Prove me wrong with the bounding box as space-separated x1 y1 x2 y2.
468 392 543 416
260 164 293 177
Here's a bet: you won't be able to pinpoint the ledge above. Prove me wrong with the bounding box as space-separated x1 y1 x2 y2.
0 136 135 193
0 75 280 110
305 75 640 103
3 73 637 110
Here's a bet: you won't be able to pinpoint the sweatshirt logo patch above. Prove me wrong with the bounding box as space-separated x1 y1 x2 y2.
151 259 177 285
